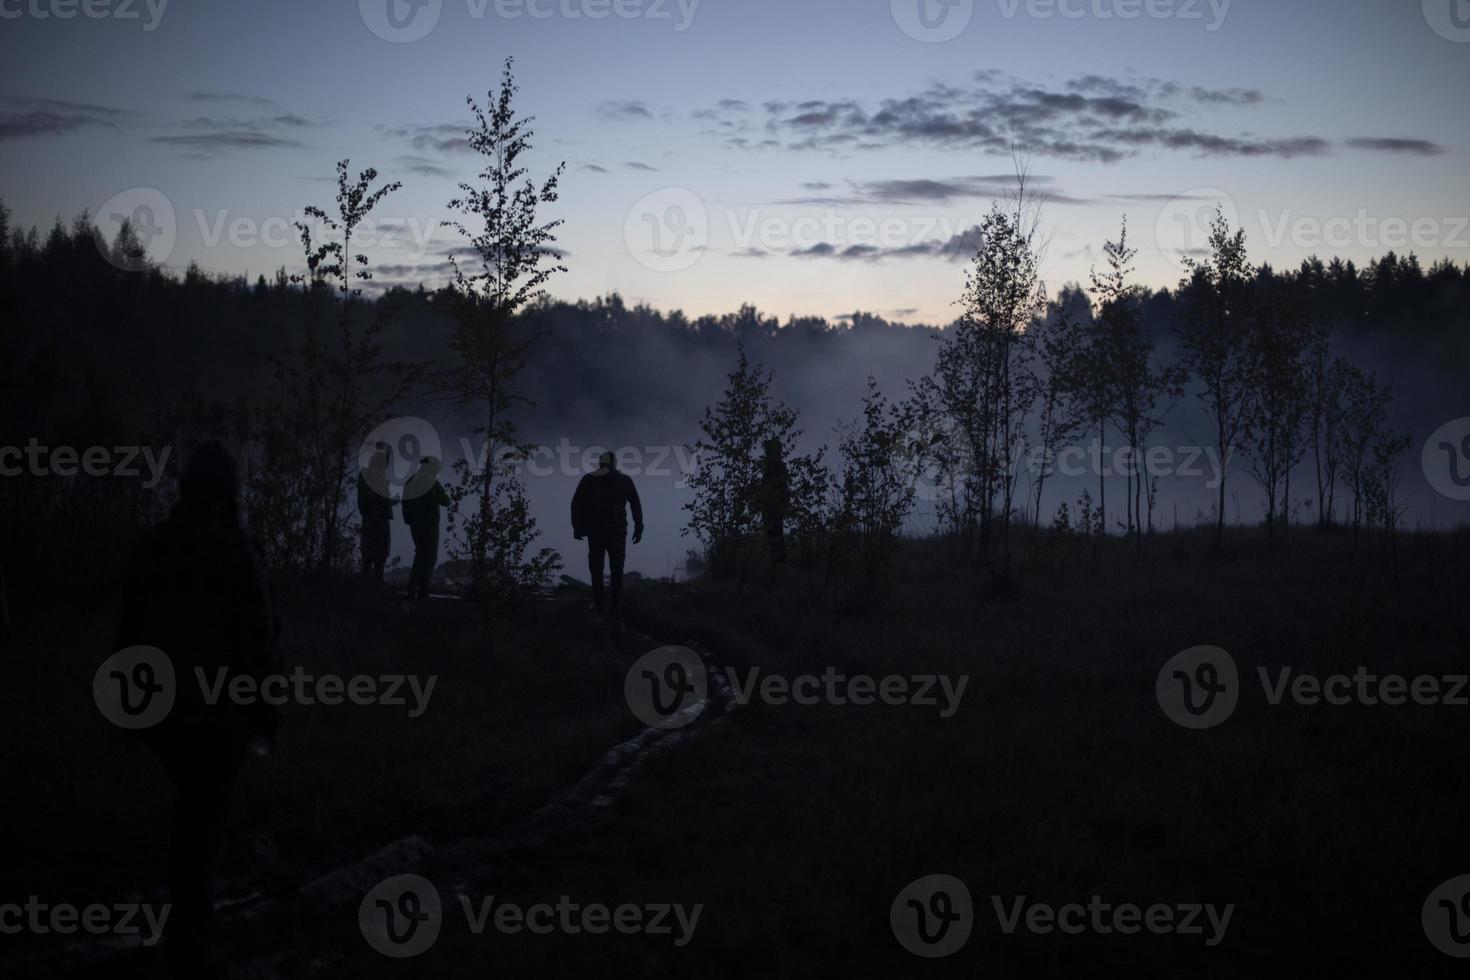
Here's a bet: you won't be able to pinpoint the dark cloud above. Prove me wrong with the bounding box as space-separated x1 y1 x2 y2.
149 131 306 153
380 122 470 154
1345 137 1445 156
154 96 315 156
771 175 1086 207
699 72 1401 164
597 100 654 121
581 163 609 173
785 226 983 264
1091 127 1329 158
0 97 134 141
397 154 453 178
187 92 278 107
1190 86 1265 105
625 161 660 171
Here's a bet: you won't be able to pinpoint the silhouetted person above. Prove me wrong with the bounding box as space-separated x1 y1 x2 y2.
401 456 449 600
358 444 396 585
759 437 790 564
572 451 643 613
0 559 10 646
114 441 281 978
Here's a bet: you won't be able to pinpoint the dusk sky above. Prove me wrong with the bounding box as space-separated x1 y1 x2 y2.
2 0 1466 323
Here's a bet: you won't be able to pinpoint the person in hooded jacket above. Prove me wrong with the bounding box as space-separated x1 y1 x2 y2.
114 440 281 978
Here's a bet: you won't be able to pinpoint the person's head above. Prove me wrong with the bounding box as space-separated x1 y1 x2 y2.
417 455 441 479
596 450 616 474
764 437 783 459
366 443 390 474
175 440 241 527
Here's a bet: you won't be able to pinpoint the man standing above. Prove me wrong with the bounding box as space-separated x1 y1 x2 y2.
571 450 643 614
759 437 790 565
358 443 396 586
114 440 281 978
401 456 449 600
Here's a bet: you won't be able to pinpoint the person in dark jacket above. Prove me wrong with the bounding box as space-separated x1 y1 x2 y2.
114 440 281 978
571 450 643 613
759 437 790 564
358 443 396 585
401 456 449 600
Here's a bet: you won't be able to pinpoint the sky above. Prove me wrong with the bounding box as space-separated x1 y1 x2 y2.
1 0 1467 324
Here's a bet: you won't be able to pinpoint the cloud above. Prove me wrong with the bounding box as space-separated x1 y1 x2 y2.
597 100 654 121
1345 137 1445 156
582 163 609 173
149 131 305 153
769 174 1087 207
153 96 316 156
1092 127 1330 158
625 161 660 171
397 154 453 178
380 122 470 154
0 97 134 141
784 225 983 263
700 72 1387 164
187 91 278 108
1189 86 1264 105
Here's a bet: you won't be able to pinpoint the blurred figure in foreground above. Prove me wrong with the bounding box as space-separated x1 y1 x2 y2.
115 440 281 978
358 443 396 585
0 559 10 646
571 450 643 614
402 455 449 600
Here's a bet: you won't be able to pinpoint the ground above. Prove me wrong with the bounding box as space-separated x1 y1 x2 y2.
4 526 1469 977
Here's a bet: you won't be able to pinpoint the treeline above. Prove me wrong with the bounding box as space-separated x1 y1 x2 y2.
4 76 1470 604
677 191 1468 595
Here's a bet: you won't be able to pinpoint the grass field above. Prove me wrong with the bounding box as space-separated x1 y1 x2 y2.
6 526 1470 977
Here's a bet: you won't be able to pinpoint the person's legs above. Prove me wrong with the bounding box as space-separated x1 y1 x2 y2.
607 534 627 609
363 521 388 584
587 535 607 609
155 730 248 976
406 531 424 597
409 525 436 598
421 527 439 596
